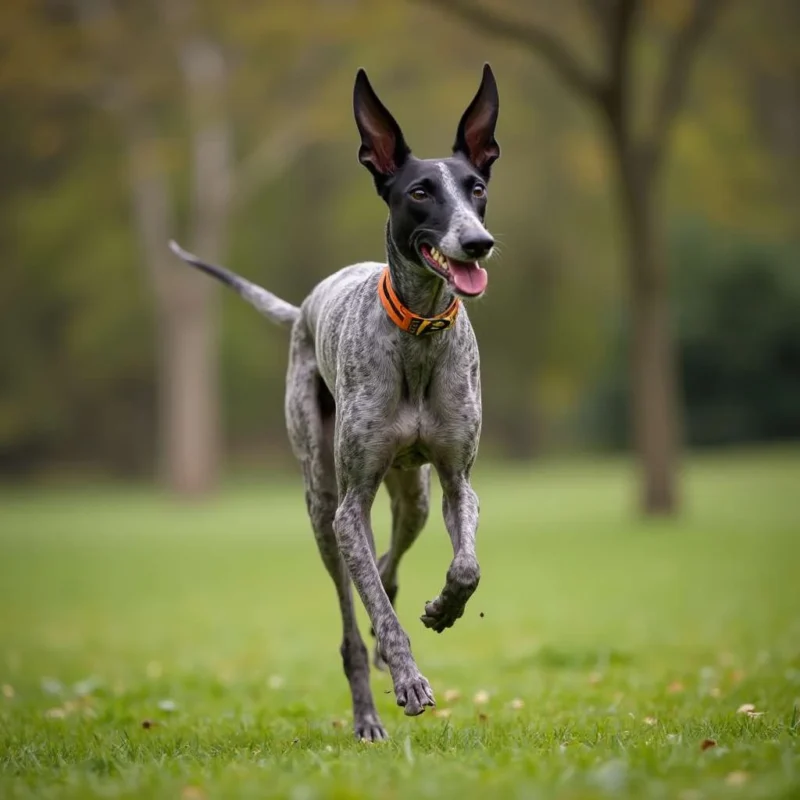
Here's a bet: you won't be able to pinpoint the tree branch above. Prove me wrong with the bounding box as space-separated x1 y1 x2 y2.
600 0 639 136
582 0 616 42
645 0 726 170
421 0 604 102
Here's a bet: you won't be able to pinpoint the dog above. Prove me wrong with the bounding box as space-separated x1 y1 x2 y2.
169 63 500 741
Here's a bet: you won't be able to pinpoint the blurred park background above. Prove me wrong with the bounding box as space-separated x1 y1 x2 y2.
2 4 800 796
1 0 799 516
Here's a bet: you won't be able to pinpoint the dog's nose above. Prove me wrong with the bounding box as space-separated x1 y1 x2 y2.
461 235 494 260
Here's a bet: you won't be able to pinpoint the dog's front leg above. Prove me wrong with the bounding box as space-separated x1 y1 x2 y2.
421 469 481 633
334 484 435 716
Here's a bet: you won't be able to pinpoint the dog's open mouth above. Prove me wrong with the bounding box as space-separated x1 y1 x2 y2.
420 244 488 297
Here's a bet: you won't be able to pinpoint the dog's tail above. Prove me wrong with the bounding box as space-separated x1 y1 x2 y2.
168 240 300 329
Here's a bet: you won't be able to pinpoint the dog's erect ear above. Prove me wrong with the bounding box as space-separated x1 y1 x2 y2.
453 63 500 178
353 68 410 192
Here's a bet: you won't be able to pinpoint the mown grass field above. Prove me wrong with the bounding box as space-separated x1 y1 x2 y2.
1 449 799 799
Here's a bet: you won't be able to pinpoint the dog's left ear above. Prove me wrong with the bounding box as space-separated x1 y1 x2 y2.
353 68 411 194
453 63 500 178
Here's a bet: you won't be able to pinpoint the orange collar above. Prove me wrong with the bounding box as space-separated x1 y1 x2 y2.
378 267 460 336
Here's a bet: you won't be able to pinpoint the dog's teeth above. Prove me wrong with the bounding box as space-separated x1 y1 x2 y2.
427 246 448 270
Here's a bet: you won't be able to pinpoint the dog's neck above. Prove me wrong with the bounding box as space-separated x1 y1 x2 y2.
385 222 455 319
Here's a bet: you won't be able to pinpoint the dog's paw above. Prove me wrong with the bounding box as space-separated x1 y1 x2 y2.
395 674 435 716
354 713 389 742
420 559 480 633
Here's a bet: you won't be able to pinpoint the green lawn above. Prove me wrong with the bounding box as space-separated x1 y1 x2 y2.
1 449 799 799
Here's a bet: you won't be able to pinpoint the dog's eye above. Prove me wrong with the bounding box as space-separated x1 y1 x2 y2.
472 184 487 199
409 188 428 201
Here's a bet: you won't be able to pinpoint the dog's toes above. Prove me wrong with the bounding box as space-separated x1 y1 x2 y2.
421 572 477 632
420 613 440 630
420 596 455 632
354 715 389 742
420 597 442 627
396 676 435 716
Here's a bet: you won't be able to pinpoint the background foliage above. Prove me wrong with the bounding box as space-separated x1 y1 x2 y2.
0 0 797 480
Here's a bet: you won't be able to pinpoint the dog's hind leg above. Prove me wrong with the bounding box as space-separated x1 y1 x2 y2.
371 466 431 670
285 324 386 741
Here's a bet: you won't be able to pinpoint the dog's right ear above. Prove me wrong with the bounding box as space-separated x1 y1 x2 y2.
353 69 410 193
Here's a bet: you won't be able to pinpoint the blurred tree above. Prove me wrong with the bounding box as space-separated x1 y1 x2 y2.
1 0 794 487
70 0 341 496
675 231 800 446
589 222 800 449
423 0 726 515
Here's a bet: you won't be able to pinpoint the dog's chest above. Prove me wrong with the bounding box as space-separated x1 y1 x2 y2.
390 396 477 470
390 352 481 470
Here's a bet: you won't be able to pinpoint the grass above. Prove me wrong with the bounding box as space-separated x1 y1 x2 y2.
1 448 799 799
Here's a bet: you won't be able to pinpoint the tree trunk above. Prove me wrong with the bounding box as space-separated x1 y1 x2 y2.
621 166 681 515
156 279 220 496
127 114 225 500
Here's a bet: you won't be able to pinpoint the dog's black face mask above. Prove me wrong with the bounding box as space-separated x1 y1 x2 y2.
353 65 500 299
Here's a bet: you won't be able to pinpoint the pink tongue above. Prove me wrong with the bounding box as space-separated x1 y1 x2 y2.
447 258 488 296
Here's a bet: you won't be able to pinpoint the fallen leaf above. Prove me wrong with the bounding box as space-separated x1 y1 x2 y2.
432 708 452 719
667 681 684 694
331 719 344 729
700 738 717 751
181 786 206 800
443 688 461 703
736 703 756 714
509 698 525 710
478 712 488 722
643 716 658 726
1 684 13 699
725 771 749 787
473 690 490 705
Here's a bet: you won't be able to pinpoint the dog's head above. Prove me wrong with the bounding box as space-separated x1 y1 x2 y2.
353 64 500 299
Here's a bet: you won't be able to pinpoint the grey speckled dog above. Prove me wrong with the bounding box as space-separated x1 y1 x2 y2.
169 63 501 741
